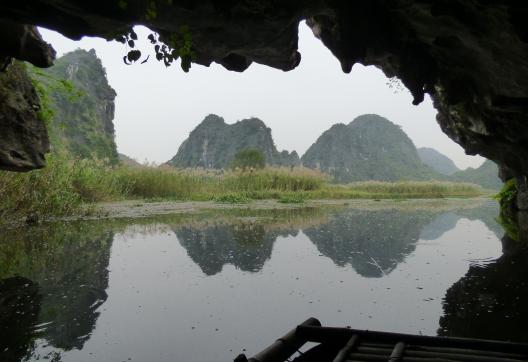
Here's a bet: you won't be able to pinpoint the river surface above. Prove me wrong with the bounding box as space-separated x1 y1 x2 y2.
1 199 527 362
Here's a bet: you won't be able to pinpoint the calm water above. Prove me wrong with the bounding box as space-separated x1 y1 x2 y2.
1 200 527 362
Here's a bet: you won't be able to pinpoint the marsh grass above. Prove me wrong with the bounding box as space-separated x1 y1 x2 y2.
279 193 306 204
306 181 483 199
0 153 130 221
213 193 251 204
0 159 484 222
116 166 327 200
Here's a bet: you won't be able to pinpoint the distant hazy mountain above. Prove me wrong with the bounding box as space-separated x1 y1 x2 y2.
167 114 299 168
451 160 502 189
301 114 438 182
418 147 460 175
118 153 141 167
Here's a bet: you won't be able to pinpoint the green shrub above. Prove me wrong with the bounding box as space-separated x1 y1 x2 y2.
230 149 265 170
213 193 250 204
495 178 519 240
279 193 306 204
494 178 517 206
0 153 130 222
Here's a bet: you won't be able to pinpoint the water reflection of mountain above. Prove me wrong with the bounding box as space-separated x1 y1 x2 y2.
419 202 501 241
439 236 528 342
419 212 460 240
456 202 503 238
304 209 441 277
175 222 298 275
0 277 41 361
0 223 112 354
175 202 502 278
0 202 505 360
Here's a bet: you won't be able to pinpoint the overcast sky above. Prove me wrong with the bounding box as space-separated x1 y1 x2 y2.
39 23 484 170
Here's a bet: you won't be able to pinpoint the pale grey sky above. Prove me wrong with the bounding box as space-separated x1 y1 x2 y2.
39 23 484 170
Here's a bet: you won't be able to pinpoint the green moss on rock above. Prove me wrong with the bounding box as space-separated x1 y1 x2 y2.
495 179 519 240
27 49 118 163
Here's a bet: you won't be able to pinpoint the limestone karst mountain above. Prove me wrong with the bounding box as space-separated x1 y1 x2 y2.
168 113 502 188
167 114 299 168
418 147 460 176
301 114 438 182
28 48 118 163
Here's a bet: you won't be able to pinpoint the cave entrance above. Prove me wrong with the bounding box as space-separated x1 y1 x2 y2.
39 22 484 173
0 9 520 362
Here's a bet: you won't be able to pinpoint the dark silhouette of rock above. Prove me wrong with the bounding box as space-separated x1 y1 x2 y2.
0 61 49 171
0 19 54 67
439 235 528 342
0 276 41 362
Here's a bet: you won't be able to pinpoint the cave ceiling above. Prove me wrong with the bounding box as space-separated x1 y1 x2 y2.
0 0 528 177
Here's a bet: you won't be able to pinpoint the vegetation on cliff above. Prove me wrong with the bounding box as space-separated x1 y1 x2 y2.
27 48 118 163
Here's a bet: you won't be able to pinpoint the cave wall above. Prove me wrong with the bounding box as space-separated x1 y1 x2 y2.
1 1 528 185
0 61 49 171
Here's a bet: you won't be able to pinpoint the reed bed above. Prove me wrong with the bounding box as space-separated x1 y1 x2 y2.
116 166 327 200
0 153 130 221
311 180 483 199
0 158 484 222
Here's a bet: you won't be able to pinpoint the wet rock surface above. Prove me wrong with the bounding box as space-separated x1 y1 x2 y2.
0 62 49 171
439 235 528 341
0 276 41 362
0 19 55 68
0 1 527 180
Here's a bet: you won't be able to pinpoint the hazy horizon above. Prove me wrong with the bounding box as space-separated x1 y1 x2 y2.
39 23 485 170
